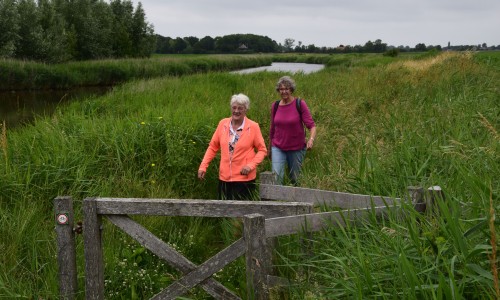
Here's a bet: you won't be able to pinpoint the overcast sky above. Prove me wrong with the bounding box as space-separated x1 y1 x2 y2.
138 0 500 48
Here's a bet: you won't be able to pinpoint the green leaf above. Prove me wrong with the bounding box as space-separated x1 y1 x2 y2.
467 263 494 280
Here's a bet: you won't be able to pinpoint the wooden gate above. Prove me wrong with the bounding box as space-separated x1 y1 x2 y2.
82 198 312 299
55 172 438 299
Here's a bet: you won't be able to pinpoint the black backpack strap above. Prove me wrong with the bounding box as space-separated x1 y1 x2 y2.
273 99 302 121
272 100 280 120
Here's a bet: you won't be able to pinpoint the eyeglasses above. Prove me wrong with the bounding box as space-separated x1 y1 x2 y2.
231 105 246 112
278 88 290 92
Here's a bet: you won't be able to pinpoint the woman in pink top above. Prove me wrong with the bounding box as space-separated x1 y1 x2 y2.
269 76 317 185
198 93 267 200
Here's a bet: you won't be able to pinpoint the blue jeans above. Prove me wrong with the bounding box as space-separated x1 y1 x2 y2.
271 146 306 185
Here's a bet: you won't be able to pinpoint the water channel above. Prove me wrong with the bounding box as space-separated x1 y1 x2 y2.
1 63 324 129
231 62 324 74
0 87 111 129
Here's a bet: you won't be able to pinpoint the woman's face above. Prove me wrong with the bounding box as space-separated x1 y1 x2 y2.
278 84 293 101
231 103 247 122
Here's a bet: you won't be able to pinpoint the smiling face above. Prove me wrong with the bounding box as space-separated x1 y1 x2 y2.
278 84 293 101
231 103 247 123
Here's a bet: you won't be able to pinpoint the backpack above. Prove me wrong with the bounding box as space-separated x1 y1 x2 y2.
272 98 302 122
272 98 305 137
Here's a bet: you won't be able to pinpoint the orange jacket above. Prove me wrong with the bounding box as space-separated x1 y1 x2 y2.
199 117 267 182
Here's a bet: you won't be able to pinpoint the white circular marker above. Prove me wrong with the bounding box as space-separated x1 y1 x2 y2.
57 213 69 225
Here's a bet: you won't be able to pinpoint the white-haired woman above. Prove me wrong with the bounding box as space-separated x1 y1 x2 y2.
198 93 267 200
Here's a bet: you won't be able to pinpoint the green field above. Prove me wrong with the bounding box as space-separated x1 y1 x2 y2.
0 51 498 299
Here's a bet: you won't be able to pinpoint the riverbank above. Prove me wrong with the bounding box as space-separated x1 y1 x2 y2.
0 55 273 91
0 52 413 91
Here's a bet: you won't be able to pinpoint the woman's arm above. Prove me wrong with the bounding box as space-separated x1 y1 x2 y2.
306 126 317 149
198 122 222 179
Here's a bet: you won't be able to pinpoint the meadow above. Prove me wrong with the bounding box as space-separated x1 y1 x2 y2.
0 51 498 299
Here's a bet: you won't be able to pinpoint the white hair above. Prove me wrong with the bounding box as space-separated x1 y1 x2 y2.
230 93 250 110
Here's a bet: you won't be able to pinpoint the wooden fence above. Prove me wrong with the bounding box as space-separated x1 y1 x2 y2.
54 171 441 299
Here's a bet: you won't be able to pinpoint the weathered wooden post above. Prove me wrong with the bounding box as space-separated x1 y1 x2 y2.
54 196 77 299
83 197 104 299
259 171 279 279
407 186 425 213
259 171 276 187
244 213 271 300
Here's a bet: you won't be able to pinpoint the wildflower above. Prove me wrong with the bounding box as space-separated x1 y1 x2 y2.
151 163 155 167
140 122 146 125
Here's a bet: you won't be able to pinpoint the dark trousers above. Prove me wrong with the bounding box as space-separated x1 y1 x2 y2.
218 180 257 200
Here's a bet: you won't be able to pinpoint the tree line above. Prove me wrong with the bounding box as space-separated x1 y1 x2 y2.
0 0 156 63
156 35 499 55
155 34 279 54
2 0 496 63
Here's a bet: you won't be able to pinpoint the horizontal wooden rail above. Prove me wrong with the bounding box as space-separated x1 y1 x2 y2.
265 206 393 238
260 184 401 208
91 198 313 218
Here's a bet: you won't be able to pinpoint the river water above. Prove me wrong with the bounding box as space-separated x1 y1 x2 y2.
1 63 324 129
0 87 110 129
231 62 324 74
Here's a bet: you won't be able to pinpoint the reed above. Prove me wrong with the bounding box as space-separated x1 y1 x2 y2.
1 121 6 165
0 55 273 90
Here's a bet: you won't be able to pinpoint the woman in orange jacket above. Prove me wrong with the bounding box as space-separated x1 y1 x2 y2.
198 93 267 200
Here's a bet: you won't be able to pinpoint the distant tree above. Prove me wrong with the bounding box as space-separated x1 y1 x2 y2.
131 2 156 57
363 40 374 53
89 1 114 58
37 0 73 62
306 44 317 53
110 0 134 57
241 34 277 52
172 37 187 53
184 36 199 47
15 0 44 60
294 41 304 52
0 0 20 58
283 38 295 52
415 43 427 52
215 34 238 52
194 35 215 53
373 39 387 53
156 35 172 53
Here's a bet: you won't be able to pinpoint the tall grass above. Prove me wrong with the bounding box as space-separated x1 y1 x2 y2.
0 55 273 90
0 51 498 298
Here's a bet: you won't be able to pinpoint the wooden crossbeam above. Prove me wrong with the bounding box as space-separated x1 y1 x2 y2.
154 239 246 299
106 215 240 299
260 184 400 208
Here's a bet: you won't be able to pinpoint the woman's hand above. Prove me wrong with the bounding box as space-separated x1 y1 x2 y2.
240 166 251 175
307 138 314 149
197 170 206 180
